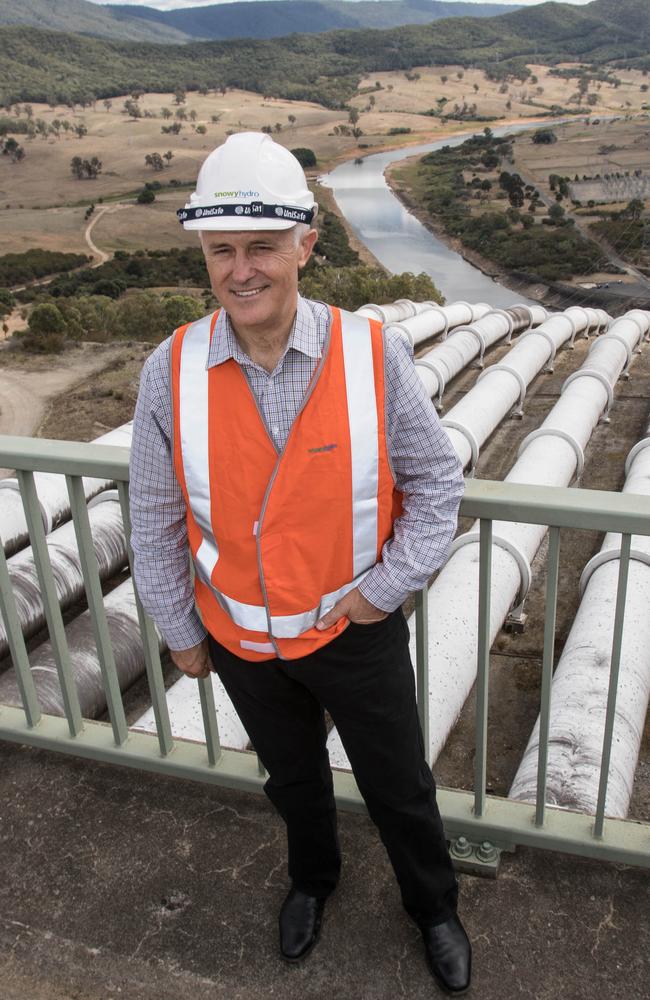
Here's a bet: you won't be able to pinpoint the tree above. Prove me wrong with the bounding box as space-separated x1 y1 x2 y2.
2 138 25 162
123 98 142 119
532 129 557 145
288 114 296 125
103 99 112 112
74 123 88 139
624 198 644 221
145 152 164 172
137 187 155 204
196 124 207 135
348 107 360 127
28 302 66 336
0 288 15 319
174 89 186 105
548 202 565 225
161 107 173 120
291 147 316 168
163 150 174 165
70 155 84 179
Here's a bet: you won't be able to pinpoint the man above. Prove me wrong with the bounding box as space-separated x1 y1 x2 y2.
129 132 470 995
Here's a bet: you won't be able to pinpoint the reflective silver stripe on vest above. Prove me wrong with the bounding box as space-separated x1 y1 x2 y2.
341 311 379 577
179 314 219 583
220 569 370 638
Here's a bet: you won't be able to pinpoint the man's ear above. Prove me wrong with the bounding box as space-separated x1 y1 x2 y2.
298 227 319 269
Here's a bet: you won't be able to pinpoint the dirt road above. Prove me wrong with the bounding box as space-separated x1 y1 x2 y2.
0 345 125 477
84 204 130 266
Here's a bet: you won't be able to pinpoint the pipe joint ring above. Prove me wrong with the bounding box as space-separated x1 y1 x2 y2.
427 305 450 339
487 308 515 341
441 418 480 475
615 312 647 343
477 363 527 414
88 489 120 508
449 531 532 609
589 332 633 372
580 547 650 597
518 428 585 482
458 324 487 363
562 368 614 416
415 358 447 399
624 437 650 476
522 327 558 368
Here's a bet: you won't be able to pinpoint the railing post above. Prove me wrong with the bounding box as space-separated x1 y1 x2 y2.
474 517 492 819
536 526 561 827
415 585 430 759
594 533 632 839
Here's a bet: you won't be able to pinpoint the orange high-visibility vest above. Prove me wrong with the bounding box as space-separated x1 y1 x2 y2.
170 306 403 661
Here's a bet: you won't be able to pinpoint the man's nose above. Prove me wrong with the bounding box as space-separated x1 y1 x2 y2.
232 250 255 284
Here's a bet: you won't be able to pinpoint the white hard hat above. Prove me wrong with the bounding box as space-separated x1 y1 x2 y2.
177 132 317 231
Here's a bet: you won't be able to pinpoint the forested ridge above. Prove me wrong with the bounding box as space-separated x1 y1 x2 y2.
0 0 648 107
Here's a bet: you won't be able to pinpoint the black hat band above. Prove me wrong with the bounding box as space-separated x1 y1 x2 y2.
177 202 315 225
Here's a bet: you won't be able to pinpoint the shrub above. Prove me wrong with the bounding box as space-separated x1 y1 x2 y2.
290 147 317 168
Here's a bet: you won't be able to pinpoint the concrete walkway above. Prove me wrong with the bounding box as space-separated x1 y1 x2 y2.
0 741 647 1000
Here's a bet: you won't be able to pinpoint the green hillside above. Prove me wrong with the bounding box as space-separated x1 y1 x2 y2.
0 0 647 107
0 0 187 43
110 1 517 41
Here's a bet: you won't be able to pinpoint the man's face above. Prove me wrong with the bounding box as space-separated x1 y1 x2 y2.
200 227 317 338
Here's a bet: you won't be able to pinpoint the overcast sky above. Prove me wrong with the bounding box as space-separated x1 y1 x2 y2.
94 1 596 11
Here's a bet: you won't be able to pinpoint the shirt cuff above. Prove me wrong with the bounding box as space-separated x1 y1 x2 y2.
160 610 208 652
357 566 408 614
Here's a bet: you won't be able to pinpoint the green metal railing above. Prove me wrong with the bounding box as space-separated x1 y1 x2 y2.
0 435 648 872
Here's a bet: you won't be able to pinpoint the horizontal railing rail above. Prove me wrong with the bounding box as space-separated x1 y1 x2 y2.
0 435 648 871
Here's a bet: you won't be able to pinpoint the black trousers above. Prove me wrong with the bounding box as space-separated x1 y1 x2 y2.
207 608 458 926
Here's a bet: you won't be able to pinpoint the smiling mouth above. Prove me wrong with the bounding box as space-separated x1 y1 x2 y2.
232 286 268 298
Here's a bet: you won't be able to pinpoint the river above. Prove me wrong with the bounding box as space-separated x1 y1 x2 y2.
320 123 564 308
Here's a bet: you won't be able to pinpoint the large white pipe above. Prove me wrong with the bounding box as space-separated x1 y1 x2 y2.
0 571 248 750
0 578 156 717
0 493 127 660
385 302 493 349
414 306 601 409
131 672 249 750
327 310 648 769
509 419 650 817
440 307 604 468
0 421 133 557
357 299 484 329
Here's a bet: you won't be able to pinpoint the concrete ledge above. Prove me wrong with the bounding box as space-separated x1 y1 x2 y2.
1 742 648 1000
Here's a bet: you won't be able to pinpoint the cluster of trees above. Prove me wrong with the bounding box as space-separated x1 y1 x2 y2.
591 199 648 265
299 267 441 312
21 292 208 353
0 249 89 287
70 155 102 179
410 130 604 282
145 151 174 171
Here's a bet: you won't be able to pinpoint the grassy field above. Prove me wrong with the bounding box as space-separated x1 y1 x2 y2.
1 63 648 260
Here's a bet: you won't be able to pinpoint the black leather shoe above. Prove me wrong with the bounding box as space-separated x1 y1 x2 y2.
278 887 326 962
421 914 472 995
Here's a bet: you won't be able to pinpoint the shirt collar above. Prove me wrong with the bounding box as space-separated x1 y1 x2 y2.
206 295 321 369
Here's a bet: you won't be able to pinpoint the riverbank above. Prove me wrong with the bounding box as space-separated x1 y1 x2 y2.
385 155 549 306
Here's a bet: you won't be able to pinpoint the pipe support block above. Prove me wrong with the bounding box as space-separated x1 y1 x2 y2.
624 437 650 477
449 531 532 610
441 418 480 475
518 427 585 483
477 364 527 415
562 368 614 417
579 547 650 597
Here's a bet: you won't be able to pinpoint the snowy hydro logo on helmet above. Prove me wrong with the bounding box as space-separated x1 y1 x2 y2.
214 190 260 199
